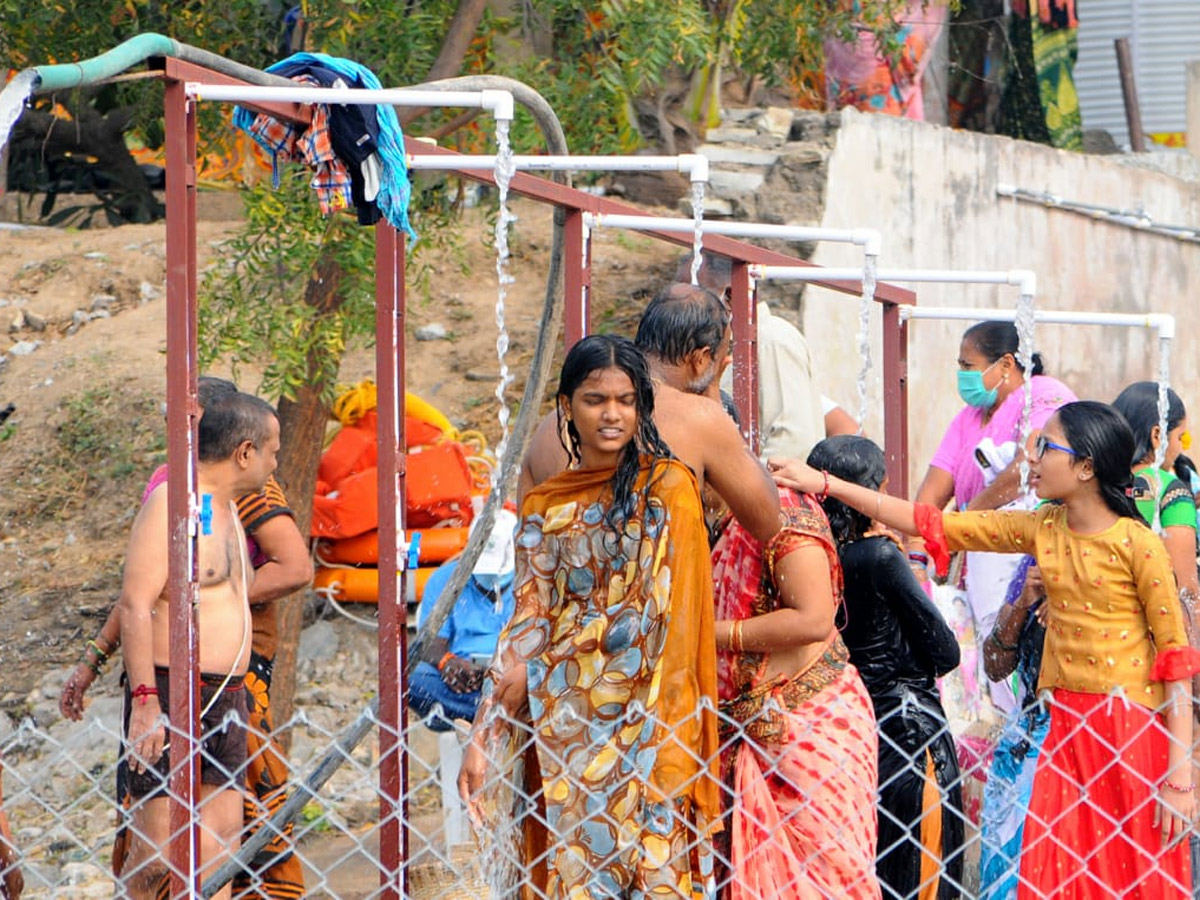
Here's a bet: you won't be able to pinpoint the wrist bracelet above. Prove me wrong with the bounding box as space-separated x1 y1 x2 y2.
131 684 158 705
816 470 831 503
437 652 456 672
1163 779 1195 793
84 658 103 677
86 639 110 662
730 620 745 654
988 630 1019 653
907 552 930 566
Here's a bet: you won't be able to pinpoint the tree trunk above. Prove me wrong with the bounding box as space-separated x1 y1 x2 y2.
266 251 346 748
397 0 490 126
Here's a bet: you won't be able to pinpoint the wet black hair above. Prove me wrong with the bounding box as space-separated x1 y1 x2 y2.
1175 453 1198 490
635 282 730 366
199 391 278 462
962 320 1044 377
1055 401 1146 523
556 334 673 537
807 435 887 545
1111 381 1186 467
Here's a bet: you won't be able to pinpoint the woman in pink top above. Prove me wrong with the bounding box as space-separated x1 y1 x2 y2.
910 320 1076 712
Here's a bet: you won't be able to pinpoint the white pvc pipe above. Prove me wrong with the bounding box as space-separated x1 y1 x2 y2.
407 153 710 183
582 213 882 256
753 266 1037 297
183 83 515 120
899 305 1175 340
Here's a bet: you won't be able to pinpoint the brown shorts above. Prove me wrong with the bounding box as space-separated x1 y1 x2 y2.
123 667 248 800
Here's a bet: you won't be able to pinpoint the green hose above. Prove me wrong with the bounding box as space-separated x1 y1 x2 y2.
32 34 179 92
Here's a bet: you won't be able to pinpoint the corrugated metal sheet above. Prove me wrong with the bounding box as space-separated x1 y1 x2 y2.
1075 0 1200 149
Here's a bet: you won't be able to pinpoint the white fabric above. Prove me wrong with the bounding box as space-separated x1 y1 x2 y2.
472 507 517 576
721 301 825 460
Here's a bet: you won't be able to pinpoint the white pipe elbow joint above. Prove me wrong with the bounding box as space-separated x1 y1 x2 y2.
1151 313 1176 341
853 229 882 257
681 154 709 184
481 89 514 122
1008 269 1037 297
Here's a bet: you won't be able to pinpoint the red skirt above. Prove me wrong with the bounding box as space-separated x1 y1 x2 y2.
1018 689 1191 899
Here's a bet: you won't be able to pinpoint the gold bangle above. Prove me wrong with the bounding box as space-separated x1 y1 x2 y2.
731 620 745 654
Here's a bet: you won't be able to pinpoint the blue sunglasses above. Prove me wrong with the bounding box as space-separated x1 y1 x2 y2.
1035 435 1079 460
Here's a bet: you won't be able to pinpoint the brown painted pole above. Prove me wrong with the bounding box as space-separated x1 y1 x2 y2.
881 300 910 499
1115 38 1147 152
375 222 408 899
729 261 758 452
563 208 590 348
163 76 202 899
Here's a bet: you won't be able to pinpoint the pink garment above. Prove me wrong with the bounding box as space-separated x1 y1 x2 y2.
929 375 1076 509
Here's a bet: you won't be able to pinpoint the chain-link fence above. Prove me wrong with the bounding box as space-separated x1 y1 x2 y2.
2 634 1196 900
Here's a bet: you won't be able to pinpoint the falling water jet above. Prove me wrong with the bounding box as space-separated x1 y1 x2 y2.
689 181 707 285
856 253 878 434
1152 334 1173 533
1014 290 1036 493
492 118 518 472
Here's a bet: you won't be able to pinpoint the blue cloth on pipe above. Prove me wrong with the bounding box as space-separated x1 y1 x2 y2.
233 52 417 239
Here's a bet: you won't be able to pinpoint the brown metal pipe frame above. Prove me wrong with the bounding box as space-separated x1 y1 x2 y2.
375 224 408 898
163 77 203 898
155 58 918 895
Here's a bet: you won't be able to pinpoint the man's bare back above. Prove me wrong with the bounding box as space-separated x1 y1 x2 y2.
519 381 780 544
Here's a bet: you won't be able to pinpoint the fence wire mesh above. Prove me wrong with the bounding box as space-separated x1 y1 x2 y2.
2 634 1197 900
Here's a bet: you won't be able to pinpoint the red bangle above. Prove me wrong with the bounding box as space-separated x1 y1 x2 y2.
816 470 830 502
131 684 159 705
437 652 456 672
1163 779 1195 793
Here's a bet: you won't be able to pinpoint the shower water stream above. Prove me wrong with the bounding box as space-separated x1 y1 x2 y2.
1014 291 1036 492
689 181 707 285
856 254 878 434
1152 335 1173 534
491 118 518 471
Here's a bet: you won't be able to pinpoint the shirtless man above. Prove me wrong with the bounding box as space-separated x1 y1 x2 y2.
119 391 280 900
519 282 780 544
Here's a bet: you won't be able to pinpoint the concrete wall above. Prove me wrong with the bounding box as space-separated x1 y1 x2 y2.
803 107 1200 492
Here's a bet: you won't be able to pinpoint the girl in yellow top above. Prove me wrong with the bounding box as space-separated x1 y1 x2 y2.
771 400 1200 899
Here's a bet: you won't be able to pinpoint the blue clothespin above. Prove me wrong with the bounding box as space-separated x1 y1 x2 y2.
406 531 422 571
199 494 213 536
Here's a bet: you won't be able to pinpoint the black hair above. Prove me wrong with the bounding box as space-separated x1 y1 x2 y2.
634 282 730 366
1111 381 1186 466
198 376 237 409
1175 453 1198 489
962 320 1044 377
1055 401 1145 523
556 334 673 536
807 435 887 545
718 389 741 428
674 250 732 294
199 391 278 462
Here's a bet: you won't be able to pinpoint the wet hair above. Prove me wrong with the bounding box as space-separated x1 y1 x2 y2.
962 320 1044 377
718 389 741 428
199 391 278 462
807 435 887 545
673 251 732 294
1054 401 1145 523
1111 381 1186 466
635 282 730 366
556 334 673 536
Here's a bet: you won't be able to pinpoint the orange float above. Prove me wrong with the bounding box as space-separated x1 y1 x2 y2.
313 566 436 605
317 528 469 567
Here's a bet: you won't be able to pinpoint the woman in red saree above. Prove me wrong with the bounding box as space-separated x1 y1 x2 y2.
460 334 721 899
711 487 881 900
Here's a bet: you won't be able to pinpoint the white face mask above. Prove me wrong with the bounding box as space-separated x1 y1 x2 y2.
474 570 514 594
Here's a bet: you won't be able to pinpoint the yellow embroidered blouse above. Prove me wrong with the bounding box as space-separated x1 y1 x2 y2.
942 505 1188 709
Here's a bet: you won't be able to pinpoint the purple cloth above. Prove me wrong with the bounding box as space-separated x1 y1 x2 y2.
929 375 1077 509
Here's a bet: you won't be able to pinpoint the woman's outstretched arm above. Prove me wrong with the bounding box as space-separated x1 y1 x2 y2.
769 458 920 536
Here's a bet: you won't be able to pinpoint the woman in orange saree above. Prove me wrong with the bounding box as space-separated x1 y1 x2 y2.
711 487 881 900
460 334 722 899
